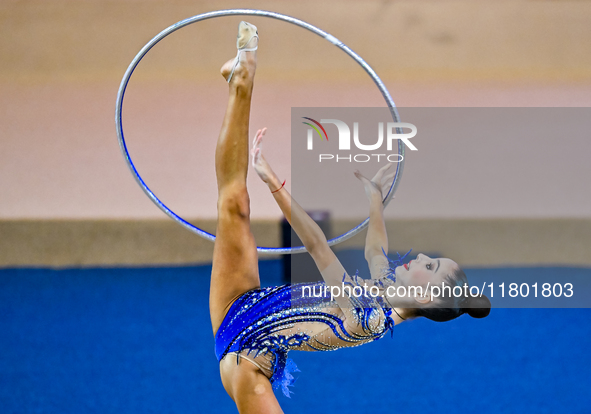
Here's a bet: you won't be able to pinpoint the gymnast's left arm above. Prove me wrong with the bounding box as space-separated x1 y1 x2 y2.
250 128 339 277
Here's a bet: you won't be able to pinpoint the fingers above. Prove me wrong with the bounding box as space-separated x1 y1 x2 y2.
251 129 265 166
251 130 263 161
252 129 260 146
251 147 258 167
381 172 396 186
252 128 267 147
252 148 267 169
250 132 257 155
370 163 392 184
359 164 392 183
253 129 260 143
378 163 392 174
354 169 371 184
251 129 270 172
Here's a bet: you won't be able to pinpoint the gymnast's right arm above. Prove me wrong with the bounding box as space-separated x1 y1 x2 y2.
250 128 338 274
355 165 396 279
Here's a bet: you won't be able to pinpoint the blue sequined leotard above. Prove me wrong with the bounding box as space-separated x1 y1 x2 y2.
215 264 400 397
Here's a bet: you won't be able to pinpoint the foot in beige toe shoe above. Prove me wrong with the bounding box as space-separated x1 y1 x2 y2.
221 21 258 83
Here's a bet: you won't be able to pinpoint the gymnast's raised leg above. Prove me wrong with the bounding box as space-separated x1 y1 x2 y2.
209 22 283 414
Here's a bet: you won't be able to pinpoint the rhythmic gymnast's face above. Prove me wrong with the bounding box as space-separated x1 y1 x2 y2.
395 253 459 301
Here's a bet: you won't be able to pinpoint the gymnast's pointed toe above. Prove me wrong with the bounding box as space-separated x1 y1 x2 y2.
222 21 259 83
237 21 258 50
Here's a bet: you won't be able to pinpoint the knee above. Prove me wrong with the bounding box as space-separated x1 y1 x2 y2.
218 187 250 219
220 359 273 404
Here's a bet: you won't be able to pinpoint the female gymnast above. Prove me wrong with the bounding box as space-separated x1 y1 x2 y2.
211 21 491 414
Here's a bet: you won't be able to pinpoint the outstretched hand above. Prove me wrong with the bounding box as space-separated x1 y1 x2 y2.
354 164 396 201
251 128 280 187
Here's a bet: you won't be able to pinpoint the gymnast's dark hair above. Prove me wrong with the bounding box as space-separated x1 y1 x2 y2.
415 267 491 322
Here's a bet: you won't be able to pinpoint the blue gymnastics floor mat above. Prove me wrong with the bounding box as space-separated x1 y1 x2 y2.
1 262 589 414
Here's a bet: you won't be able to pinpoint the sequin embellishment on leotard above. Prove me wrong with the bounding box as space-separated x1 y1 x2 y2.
215 283 390 396
215 251 410 397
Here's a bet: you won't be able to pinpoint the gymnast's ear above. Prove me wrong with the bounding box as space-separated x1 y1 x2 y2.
414 293 431 305
463 295 491 319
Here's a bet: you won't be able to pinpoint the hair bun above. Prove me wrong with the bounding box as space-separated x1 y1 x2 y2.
463 295 491 319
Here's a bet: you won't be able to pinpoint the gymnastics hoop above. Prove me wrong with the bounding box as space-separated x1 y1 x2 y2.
115 9 405 255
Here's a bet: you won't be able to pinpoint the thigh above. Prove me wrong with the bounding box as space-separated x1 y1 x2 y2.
220 357 284 414
210 189 261 334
